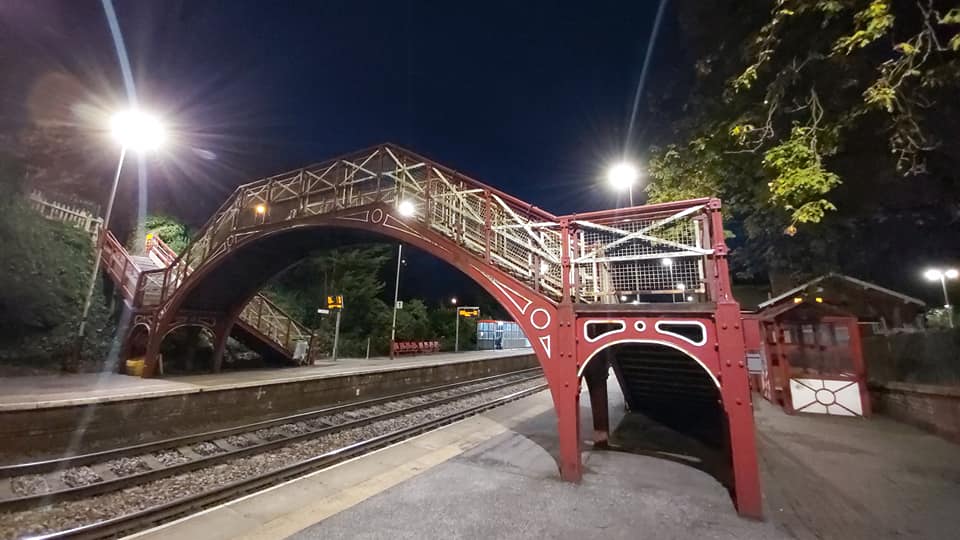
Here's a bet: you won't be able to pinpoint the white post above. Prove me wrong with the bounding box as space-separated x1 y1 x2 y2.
332 309 342 361
941 275 954 328
455 310 460 353
389 243 403 358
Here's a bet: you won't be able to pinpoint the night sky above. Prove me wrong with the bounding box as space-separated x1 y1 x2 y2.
1 0 685 305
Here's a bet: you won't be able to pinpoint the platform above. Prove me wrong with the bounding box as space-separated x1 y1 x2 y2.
130 378 782 540
129 376 960 539
0 349 533 411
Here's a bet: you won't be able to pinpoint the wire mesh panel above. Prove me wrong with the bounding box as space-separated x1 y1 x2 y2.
572 205 712 302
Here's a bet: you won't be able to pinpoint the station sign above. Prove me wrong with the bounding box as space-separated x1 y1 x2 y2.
458 307 480 318
327 295 343 310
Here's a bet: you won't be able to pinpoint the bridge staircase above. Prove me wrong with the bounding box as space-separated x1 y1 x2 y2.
99 231 313 365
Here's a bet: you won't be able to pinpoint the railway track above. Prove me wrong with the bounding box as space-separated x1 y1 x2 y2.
0 370 547 540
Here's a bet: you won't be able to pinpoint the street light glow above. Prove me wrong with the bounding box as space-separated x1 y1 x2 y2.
607 162 639 191
110 109 165 152
925 268 944 281
255 203 266 215
947 269 959 279
661 257 673 266
451 297 458 305
397 200 416 217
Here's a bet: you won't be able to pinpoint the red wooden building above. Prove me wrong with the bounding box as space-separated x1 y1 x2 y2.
744 298 871 417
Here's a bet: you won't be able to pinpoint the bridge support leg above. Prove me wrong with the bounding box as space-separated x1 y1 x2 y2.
211 324 230 373
143 324 164 378
717 302 763 519
553 302 582 482
584 358 610 449
554 379 582 482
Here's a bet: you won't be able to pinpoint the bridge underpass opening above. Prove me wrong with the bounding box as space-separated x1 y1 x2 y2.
587 342 731 487
149 224 544 366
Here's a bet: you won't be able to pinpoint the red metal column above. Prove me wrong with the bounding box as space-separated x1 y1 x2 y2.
554 218 582 482
553 302 581 482
143 320 164 378
583 356 610 448
717 301 763 519
708 200 762 518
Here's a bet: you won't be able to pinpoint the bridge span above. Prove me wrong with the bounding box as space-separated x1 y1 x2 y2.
98 143 761 517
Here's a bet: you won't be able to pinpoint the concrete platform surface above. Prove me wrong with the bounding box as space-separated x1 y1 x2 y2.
0 349 532 411
755 398 960 539
132 377 782 540
128 376 960 540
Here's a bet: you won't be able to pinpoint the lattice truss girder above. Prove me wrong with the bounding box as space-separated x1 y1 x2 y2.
157 145 716 306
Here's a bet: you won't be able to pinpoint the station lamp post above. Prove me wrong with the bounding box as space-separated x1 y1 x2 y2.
607 161 640 206
389 244 407 358
76 109 166 353
925 267 958 328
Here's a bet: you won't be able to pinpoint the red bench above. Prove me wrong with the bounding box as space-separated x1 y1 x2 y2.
392 340 440 355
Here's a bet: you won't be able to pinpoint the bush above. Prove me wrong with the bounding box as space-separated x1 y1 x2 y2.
0 196 116 370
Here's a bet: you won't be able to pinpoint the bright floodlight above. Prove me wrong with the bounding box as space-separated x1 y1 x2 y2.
451 297 458 305
397 200 416 217
661 257 673 267
925 269 944 281
607 162 639 191
111 109 165 152
947 269 959 279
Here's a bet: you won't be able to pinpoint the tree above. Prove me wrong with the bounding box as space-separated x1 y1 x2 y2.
141 214 191 254
648 1 960 288
394 299 431 340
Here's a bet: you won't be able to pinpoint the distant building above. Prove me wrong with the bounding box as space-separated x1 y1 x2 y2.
750 273 926 335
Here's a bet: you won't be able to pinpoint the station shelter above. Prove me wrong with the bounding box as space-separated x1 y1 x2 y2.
476 320 530 350
743 298 871 417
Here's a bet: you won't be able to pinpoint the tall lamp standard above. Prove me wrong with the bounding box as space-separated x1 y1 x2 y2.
389 244 405 358
390 201 417 358
607 161 640 206
76 109 165 355
925 268 958 328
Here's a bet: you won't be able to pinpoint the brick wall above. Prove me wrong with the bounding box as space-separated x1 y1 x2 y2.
870 382 960 444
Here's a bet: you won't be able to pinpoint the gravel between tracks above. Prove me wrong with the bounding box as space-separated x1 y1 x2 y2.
0 378 544 539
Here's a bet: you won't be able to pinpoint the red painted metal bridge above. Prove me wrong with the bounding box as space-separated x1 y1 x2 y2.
102 144 761 518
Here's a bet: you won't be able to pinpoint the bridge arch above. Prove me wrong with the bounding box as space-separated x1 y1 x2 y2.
578 339 734 492
144 201 562 391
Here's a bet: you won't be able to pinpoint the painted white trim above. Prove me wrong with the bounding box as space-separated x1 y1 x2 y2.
634 321 646 332
529 308 551 330
577 338 720 389
654 320 708 347
583 319 626 343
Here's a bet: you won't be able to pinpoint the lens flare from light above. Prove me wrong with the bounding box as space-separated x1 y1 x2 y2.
608 162 639 191
398 200 416 217
111 109 165 151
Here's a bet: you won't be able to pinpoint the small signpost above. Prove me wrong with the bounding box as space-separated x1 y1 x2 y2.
327 295 344 361
455 306 479 352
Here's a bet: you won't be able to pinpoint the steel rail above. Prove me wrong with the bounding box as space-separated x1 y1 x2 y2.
25 383 548 540
0 372 543 512
0 367 540 479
